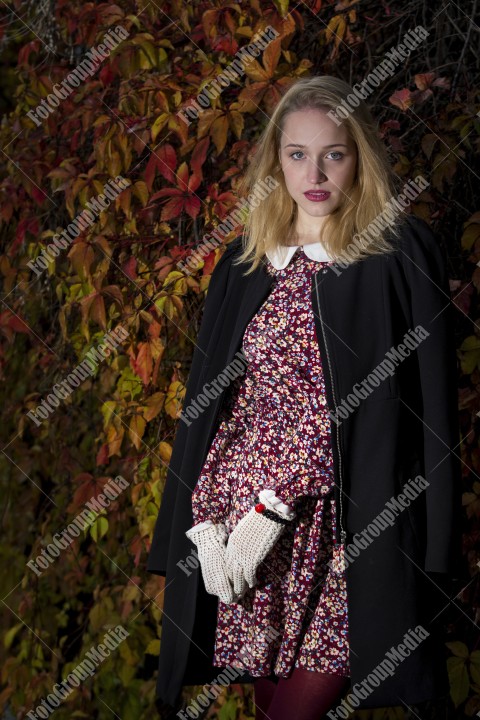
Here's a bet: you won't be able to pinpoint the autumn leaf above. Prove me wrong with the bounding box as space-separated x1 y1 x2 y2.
131 342 153 385
462 482 480 518
149 161 201 220
414 73 435 91
129 413 146 449
68 241 95 280
164 380 186 418
143 392 165 422
389 89 413 111
190 136 210 181
325 14 346 49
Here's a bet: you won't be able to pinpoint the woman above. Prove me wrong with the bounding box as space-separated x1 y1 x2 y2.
147 76 462 718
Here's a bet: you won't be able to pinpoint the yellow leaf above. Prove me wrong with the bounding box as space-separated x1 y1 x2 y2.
158 441 172 462
461 222 480 251
4 623 22 650
133 180 149 207
229 110 244 139
151 113 169 142
272 0 289 16
129 414 146 450
149 337 164 361
101 401 117 428
164 381 185 419
107 150 122 178
211 115 229 155
119 188 132 217
145 639 160 655
325 15 346 47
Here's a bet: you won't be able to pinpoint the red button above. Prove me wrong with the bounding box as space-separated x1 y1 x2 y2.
255 503 266 513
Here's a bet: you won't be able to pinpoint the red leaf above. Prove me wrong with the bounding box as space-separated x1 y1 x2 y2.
99 64 115 86
18 40 41 67
122 257 137 280
389 88 413 111
31 186 47 206
149 188 182 202
96 443 110 466
10 217 39 257
160 196 187 221
144 145 177 191
190 137 210 181
183 195 201 220
155 144 177 183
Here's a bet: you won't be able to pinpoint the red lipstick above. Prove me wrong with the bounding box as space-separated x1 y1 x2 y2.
304 191 331 202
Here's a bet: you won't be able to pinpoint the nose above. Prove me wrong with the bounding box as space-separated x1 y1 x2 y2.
307 158 327 184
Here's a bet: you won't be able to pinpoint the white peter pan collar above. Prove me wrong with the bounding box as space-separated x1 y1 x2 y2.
265 240 334 270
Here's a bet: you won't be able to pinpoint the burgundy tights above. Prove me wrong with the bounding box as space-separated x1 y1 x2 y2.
254 668 350 720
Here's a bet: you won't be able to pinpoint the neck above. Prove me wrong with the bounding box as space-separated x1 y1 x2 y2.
284 234 323 247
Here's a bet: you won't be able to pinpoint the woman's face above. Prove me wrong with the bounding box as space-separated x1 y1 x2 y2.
278 107 358 234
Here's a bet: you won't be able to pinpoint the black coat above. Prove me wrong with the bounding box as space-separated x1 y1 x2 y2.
147 214 462 711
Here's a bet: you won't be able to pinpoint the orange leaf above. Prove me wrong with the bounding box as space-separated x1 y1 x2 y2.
107 424 124 457
131 342 153 385
143 392 165 422
414 73 435 91
263 37 282 77
68 241 95 279
90 294 107 330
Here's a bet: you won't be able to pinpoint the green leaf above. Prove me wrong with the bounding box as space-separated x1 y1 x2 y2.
447 656 470 707
89 515 109 542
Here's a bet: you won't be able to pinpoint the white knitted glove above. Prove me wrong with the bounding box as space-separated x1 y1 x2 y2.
225 489 296 597
185 520 239 604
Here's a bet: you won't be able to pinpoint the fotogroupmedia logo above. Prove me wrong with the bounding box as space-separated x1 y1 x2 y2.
27 475 130 577
178 26 280 125
176 175 280 276
25 625 130 719
27 176 130 278
26 25 129 127
326 26 430 126
26 323 129 426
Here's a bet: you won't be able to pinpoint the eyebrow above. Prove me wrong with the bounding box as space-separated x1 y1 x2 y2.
283 143 349 149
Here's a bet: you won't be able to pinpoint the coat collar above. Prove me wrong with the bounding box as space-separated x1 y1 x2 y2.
265 240 334 269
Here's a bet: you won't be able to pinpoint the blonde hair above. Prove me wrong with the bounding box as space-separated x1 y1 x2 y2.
233 75 408 275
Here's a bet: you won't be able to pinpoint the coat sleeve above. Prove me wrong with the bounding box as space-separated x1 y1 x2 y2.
146 237 242 576
398 216 462 575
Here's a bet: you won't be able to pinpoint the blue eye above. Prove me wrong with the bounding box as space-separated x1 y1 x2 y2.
288 151 344 160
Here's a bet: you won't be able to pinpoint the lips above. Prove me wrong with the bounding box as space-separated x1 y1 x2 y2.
304 191 331 201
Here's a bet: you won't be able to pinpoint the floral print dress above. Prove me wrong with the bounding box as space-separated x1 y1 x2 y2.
190 246 350 679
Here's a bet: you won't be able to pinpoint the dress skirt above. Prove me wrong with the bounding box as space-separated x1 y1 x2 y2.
190 246 350 679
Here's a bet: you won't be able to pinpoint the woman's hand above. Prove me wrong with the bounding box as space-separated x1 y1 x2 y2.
225 489 295 597
185 521 240 604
